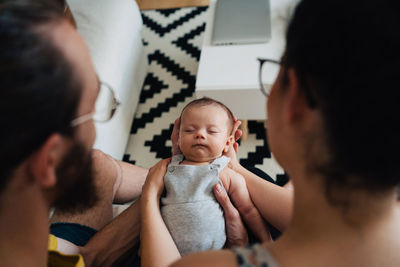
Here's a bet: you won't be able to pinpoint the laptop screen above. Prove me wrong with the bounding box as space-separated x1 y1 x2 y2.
212 0 271 45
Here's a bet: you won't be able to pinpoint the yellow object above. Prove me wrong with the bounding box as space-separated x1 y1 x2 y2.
48 235 85 267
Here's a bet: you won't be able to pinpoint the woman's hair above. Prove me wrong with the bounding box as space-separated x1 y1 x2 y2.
181 97 234 134
0 0 82 192
283 0 400 195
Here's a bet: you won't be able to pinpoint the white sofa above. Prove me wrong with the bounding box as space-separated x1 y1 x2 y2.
67 0 147 160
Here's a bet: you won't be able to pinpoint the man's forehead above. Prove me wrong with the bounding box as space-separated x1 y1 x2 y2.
46 21 90 75
46 20 98 112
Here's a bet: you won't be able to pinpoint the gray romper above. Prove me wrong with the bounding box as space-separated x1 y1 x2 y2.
161 154 230 255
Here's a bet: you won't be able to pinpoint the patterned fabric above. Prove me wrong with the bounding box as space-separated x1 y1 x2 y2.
123 6 285 181
233 244 280 267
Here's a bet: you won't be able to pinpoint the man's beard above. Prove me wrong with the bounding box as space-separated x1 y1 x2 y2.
52 142 98 214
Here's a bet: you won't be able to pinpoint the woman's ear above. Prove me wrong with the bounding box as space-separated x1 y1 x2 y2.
224 136 234 153
284 68 310 125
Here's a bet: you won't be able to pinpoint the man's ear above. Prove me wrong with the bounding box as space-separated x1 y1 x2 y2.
224 135 234 153
283 68 312 125
28 134 67 188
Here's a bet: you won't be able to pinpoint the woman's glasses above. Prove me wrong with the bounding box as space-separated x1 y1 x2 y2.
257 57 317 108
257 58 281 97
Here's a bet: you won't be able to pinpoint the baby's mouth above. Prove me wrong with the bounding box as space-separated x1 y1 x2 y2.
193 144 207 148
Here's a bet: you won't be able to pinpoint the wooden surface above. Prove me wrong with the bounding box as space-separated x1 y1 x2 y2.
136 0 209 10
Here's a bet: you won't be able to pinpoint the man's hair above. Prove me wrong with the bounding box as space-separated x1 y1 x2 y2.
181 97 234 134
284 0 400 194
0 0 81 192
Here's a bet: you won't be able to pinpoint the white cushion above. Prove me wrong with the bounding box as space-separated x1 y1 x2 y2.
67 0 148 159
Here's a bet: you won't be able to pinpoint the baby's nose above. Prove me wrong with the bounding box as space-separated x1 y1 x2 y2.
195 129 206 139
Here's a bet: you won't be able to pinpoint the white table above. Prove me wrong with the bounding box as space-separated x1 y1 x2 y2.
195 0 297 120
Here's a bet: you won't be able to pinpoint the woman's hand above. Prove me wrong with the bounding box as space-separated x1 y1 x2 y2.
171 118 181 155
213 183 248 248
223 116 242 171
142 158 171 202
231 116 242 152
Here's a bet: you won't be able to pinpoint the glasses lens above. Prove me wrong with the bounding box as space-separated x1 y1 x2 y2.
93 83 117 122
260 61 280 96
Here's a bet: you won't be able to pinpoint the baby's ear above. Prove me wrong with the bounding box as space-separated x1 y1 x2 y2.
224 135 234 153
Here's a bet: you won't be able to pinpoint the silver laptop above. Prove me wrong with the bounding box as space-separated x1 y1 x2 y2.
212 0 271 46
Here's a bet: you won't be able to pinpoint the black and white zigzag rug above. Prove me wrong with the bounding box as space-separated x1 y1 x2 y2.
123 6 285 181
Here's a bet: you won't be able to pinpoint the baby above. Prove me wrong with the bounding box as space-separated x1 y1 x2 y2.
161 97 271 255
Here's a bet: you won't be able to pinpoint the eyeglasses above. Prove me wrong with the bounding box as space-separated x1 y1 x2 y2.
257 57 318 108
257 58 281 97
70 81 121 127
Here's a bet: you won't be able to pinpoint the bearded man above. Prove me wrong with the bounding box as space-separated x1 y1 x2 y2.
0 1 248 266
0 0 149 266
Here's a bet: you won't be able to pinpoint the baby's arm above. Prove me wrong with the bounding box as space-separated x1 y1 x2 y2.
219 167 272 242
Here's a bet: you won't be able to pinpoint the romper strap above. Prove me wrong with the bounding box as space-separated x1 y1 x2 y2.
170 154 184 165
211 156 231 174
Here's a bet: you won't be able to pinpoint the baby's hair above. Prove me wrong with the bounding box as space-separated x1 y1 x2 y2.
180 97 234 134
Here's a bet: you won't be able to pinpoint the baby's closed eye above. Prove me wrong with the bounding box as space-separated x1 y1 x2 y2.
208 127 220 134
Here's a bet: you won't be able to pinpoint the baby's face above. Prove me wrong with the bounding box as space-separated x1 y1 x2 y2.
179 105 233 163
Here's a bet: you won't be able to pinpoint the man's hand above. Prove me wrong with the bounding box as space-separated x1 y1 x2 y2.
213 183 248 248
142 158 171 201
171 118 181 155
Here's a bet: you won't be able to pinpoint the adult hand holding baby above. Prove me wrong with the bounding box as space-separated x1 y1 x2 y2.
171 118 181 155
223 116 242 171
213 183 249 248
141 158 171 202
141 158 182 267
230 116 242 153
